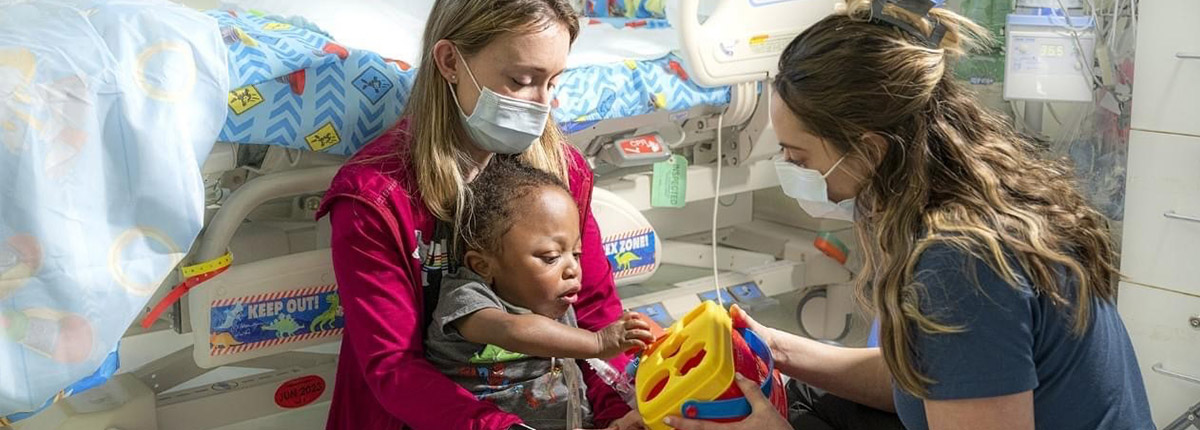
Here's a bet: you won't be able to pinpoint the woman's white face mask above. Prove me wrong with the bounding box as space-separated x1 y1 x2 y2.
447 47 551 155
774 155 856 222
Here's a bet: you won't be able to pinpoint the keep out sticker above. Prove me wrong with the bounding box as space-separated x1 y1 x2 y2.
275 375 326 409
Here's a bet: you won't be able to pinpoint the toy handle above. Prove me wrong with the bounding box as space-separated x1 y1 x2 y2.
678 328 776 420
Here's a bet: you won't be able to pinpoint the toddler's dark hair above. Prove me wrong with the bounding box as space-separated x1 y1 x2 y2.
458 156 572 260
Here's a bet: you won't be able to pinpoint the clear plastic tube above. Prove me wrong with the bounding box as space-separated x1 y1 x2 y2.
585 358 638 409
563 358 583 430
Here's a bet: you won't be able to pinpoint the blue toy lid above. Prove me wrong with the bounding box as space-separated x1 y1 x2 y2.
678 328 776 420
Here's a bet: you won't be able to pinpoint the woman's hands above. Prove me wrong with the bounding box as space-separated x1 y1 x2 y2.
577 375 791 430
575 305 792 430
660 304 792 429
663 374 792 430
730 304 782 363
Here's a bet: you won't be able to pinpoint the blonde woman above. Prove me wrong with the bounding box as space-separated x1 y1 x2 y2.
317 1 639 428
668 1 1152 429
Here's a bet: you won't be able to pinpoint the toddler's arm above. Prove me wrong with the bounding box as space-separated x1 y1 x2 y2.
456 310 653 359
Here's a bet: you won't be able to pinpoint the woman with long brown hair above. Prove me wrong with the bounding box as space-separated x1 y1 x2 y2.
317 1 639 428
668 1 1152 429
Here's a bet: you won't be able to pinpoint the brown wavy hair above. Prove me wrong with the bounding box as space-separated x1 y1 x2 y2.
774 0 1120 397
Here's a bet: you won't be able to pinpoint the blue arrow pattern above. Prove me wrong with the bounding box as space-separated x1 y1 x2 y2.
265 84 301 146
554 54 730 129
213 10 728 154
219 115 256 143
228 41 271 89
352 98 387 147
210 10 338 88
313 72 346 130
211 9 413 155
272 41 309 73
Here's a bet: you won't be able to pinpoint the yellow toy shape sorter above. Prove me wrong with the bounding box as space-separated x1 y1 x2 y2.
633 301 788 430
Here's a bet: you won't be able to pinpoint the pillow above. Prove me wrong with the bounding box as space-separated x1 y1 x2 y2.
219 0 434 62
584 0 668 18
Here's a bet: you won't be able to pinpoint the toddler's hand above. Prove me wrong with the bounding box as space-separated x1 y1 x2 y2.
595 312 655 359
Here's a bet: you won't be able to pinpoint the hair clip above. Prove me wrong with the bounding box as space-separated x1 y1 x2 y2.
869 0 947 48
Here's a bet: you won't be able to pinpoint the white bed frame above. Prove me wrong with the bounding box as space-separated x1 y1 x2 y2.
10 1 858 428
672 0 839 86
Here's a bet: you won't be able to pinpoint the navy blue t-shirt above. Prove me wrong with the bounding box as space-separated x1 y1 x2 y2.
892 243 1153 430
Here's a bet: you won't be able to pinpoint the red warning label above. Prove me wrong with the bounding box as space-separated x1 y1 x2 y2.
620 135 663 155
275 375 326 409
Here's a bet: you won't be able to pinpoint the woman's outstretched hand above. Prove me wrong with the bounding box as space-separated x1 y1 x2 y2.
661 374 791 430
731 304 780 360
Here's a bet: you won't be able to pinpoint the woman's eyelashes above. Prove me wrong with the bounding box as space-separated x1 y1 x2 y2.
509 75 560 92
780 151 807 167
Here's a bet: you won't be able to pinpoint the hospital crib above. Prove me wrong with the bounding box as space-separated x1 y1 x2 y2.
1 0 867 428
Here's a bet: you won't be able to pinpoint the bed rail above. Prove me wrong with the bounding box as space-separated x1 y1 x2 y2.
672 0 840 87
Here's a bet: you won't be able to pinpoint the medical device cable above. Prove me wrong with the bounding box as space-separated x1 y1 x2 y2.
1106 0 1114 47
1053 0 1102 92
712 114 724 307
283 147 304 167
1130 0 1135 33
1047 103 1064 126
235 143 267 175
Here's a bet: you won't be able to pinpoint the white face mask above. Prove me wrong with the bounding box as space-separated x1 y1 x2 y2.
774 155 857 222
447 48 551 154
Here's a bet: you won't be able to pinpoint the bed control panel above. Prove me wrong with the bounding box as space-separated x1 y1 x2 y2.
631 303 675 328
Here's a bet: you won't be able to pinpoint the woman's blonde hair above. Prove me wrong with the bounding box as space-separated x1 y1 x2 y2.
405 0 580 223
775 0 1119 397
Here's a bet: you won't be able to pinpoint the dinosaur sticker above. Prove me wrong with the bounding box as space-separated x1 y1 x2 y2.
309 293 341 332
262 314 301 338
208 284 343 356
614 252 641 271
602 229 656 279
210 331 242 349
212 302 243 331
